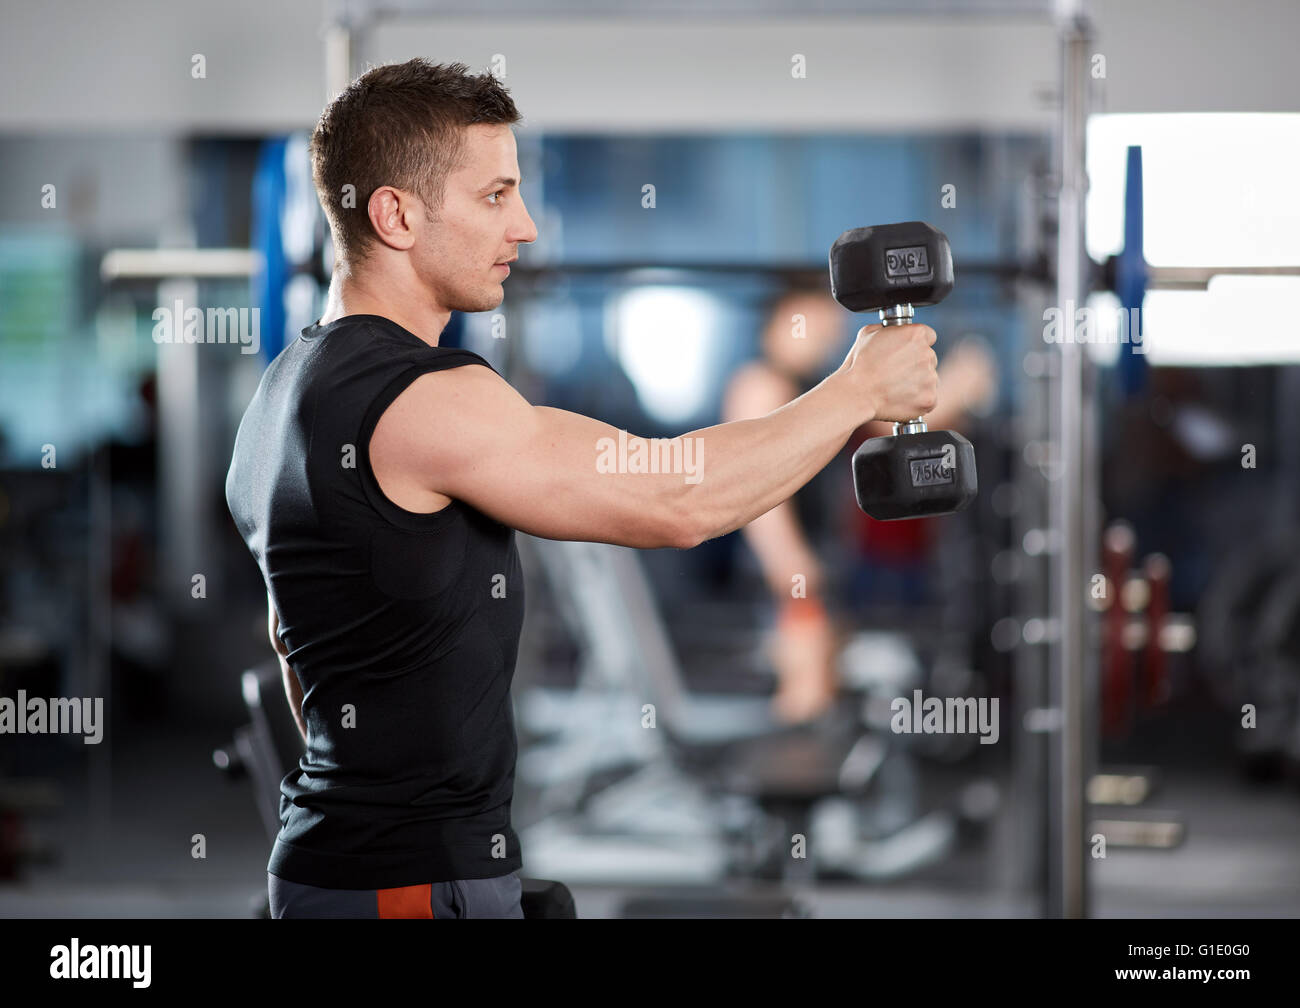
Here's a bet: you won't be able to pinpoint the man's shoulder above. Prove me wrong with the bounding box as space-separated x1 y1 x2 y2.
385 358 509 428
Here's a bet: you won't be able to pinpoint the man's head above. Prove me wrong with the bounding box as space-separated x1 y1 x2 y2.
309 59 536 312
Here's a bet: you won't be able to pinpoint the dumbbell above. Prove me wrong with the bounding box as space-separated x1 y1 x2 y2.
829 221 977 520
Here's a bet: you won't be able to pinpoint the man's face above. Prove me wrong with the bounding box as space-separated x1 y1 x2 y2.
413 123 537 313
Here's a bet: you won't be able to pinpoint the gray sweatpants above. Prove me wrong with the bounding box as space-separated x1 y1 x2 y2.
268 870 524 919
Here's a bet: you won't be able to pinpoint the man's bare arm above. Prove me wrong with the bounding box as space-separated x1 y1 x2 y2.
371 324 937 551
268 593 307 745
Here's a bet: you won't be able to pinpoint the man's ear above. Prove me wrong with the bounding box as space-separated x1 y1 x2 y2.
367 185 417 252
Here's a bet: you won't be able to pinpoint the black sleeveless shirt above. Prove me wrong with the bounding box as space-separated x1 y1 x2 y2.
225 314 524 889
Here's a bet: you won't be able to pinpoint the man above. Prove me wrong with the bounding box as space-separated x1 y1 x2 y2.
225 59 939 919
724 289 997 723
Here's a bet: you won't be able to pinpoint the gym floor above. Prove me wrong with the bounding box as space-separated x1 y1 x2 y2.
3 694 1296 919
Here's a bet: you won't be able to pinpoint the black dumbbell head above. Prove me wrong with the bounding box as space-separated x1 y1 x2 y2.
852 428 977 521
830 221 954 313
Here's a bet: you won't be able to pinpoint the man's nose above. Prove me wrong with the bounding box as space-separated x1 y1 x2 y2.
512 199 538 245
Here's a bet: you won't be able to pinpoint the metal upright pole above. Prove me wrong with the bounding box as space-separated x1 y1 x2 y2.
1048 8 1094 919
323 16 357 101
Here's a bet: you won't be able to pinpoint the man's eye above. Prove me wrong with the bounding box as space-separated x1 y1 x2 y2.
488 190 505 205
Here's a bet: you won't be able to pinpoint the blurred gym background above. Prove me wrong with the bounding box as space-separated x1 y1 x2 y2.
1 0 1298 918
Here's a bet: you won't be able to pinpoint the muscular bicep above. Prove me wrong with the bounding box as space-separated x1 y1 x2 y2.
370 365 689 549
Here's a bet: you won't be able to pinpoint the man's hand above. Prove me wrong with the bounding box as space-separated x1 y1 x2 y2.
837 322 939 423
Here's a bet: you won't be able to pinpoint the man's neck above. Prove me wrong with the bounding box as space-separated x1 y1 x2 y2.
317 268 451 347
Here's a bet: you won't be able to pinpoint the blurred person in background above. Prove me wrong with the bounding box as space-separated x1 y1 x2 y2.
723 288 997 723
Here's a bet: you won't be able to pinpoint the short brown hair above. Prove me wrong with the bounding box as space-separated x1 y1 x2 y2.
309 59 522 265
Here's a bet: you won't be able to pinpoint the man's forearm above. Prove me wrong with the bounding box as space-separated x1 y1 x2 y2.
676 372 867 545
